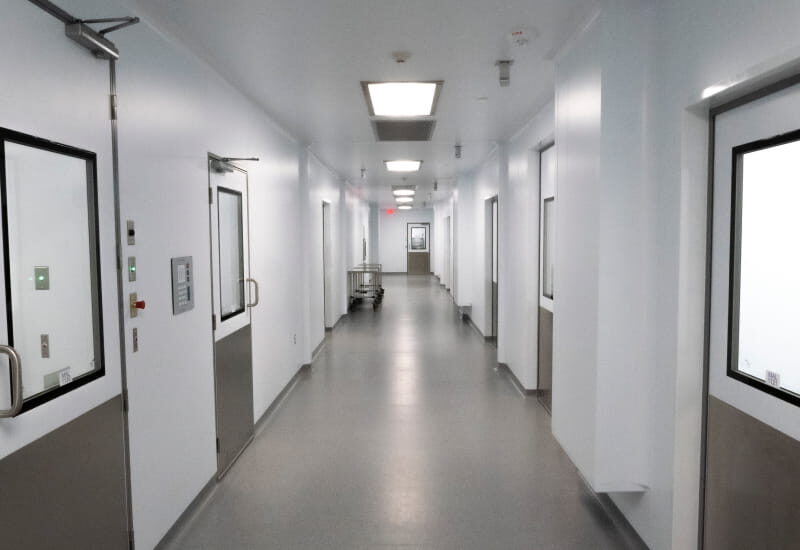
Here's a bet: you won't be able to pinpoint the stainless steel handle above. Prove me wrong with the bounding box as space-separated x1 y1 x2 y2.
0 345 23 418
246 278 260 308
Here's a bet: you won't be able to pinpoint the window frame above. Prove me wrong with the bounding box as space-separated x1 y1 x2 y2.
0 127 106 414
727 127 800 407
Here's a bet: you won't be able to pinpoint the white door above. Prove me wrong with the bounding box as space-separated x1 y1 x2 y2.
706 80 800 547
209 157 256 477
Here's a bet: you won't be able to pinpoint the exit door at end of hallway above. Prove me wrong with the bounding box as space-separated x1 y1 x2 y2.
407 222 430 275
209 156 258 478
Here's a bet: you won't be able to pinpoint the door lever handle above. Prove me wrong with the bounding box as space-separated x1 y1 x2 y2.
246 278 260 308
0 345 23 418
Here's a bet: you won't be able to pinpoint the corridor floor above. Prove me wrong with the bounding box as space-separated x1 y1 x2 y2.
165 275 642 549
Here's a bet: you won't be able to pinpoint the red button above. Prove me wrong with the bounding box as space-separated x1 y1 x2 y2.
134 300 146 310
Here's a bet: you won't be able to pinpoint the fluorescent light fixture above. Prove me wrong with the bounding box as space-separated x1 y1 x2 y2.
364 82 442 117
395 197 414 203
393 189 416 196
398 205 412 210
385 160 422 172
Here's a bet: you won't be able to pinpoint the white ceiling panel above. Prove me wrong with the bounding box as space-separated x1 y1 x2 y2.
133 0 597 206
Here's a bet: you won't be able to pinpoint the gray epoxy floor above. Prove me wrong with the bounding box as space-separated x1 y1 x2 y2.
166 275 639 549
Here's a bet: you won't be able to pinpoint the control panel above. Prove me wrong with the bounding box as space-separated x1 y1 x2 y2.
171 256 194 315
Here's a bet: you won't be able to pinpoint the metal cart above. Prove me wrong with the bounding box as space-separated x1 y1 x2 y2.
348 263 384 310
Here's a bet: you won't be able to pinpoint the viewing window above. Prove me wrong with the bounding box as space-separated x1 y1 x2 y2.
729 130 800 405
0 128 105 413
217 188 245 320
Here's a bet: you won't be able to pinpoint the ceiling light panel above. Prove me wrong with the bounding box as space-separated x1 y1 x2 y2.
385 160 421 172
393 189 416 196
398 205 412 210
364 81 442 117
395 197 414 203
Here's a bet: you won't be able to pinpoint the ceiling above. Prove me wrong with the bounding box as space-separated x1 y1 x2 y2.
133 0 597 207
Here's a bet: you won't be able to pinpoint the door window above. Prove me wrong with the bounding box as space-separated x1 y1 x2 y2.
0 130 104 413
217 188 245 321
728 131 800 404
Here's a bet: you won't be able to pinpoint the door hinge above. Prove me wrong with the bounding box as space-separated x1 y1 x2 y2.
110 94 118 121
128 528 135 550
122 390 129 413
208 187 213 204
211 314 216 331
216 437 220 454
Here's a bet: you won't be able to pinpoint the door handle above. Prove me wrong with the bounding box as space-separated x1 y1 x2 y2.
0 345 23 418
246 278 260 308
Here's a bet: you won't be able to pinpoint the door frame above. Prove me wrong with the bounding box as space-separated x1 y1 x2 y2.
536 140 555 410
700 71 800 547
484 196 498 340
207 153 255 478
406 222 431 274
322 200 332 329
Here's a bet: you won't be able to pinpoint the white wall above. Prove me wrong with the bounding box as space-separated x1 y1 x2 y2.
502 105 555 388
4 2 371 548
377 208 434 272
0 0 122 462
306 153 349 349
453 155 499 337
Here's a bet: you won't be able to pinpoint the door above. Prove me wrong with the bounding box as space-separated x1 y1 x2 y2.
0 129 128 547
705 79 800 547
322 201 332 328
407 223 430 275
487 197 499 341
444 215 452 290
209 156 256 478
538 144 556 413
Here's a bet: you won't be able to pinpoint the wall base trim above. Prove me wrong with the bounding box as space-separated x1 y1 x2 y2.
155 362 312 549
154 476 217 550
462 314 484 339
595 494 650 550
496 363 538 396
255 364 312 435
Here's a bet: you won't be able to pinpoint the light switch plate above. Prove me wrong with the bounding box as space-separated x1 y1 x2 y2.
128 256 137 282
40 334 50 358
34 266 50 290
129 292 138 318
126 220 135 245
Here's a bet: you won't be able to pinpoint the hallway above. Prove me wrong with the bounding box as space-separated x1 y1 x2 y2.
164 275 639 549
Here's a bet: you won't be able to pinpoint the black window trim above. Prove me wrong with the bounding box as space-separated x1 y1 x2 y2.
216 186 246 322
727 127 800 408
0 127 106 414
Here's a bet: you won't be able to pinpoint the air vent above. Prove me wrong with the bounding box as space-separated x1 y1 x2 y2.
372 120 436 142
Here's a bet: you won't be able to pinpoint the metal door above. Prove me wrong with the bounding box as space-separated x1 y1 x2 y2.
209 157 257 478
0 128 128 547
407 223 430 274
705 78 800 547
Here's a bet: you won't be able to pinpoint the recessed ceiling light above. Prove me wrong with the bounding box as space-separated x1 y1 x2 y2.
385 160 422 172
395 197 414 203
364 82 442 117
398 205 412 210
393 189 416 196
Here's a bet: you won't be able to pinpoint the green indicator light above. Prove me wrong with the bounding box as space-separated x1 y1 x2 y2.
130 266 136 272
37 276 45 281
